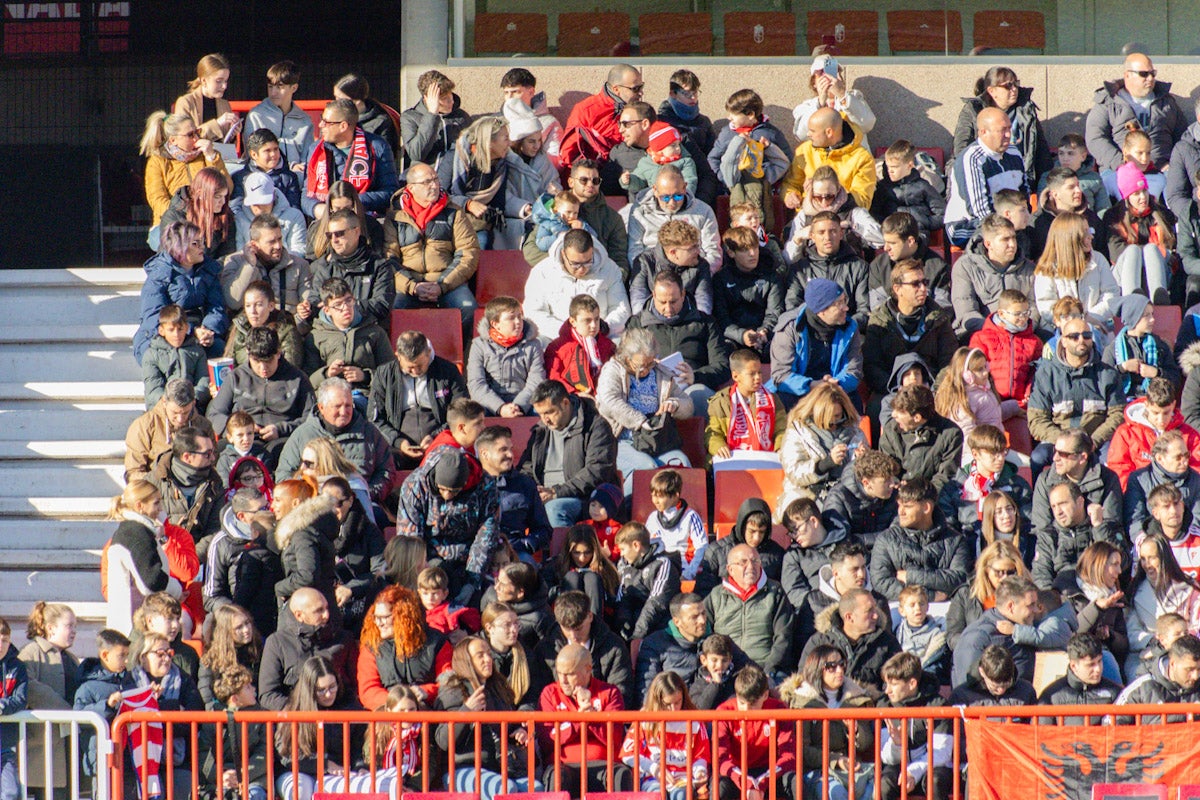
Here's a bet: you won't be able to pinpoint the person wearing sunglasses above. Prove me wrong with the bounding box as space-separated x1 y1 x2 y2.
523 158 631 278
559 63 643 169
946 540 1029 650
784 167 884 264
1086 52 1187 173
304 98 400 219
311 207 397 329
954 66 1053 190
628 166 723 270
140 110 229 228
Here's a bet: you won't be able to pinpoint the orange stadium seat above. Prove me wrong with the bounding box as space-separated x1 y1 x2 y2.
557 12 630 57
390 308 464 369
973 11 1045 52
474 13 549 55
714 469 784 537
496 793 570 800
631 466 709 530
483 415 538 462
475 250 532 305
638 13 713 56
886 10 963 54
806 11 879 57
724 13 797 57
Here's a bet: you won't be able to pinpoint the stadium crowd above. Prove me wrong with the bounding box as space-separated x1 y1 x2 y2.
12 48 1200 800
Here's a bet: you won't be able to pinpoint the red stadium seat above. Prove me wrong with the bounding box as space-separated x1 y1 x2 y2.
557 12 630 57
631 467 709 530
713 469 784 537
483 415 538 462
638 13 713 55
973 10 1045 52
806 11 879 56
859 415 873 448
715 195 730 232
497 793 569 800
390 308 464 369
1004 416 1034 457
476 250 532 305
605 195 628 212
1153 304 1183 343
724 13 797 57
318 795 388 800
676 416 708 471
474 13 549 55
587 793 660 800
886 10 963 54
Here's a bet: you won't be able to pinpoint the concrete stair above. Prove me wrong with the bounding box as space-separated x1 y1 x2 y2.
0 268 147 657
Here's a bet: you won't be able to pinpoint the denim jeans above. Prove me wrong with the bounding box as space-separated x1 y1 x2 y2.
545 496 586 527
616 440 691 495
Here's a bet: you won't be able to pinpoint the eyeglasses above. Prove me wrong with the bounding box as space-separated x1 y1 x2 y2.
810 193 838 202
176 130 199 140
327 298 355 312
574 176 601 185
328 228 355 238
896 278 929 288
616 83 645 94
1003 309 1032 319
316 685 339 695
189 448 215 459
373 614 393 624
657 193 687 203
1062 331 1094 341
1052 449 1081 460
410 177 440 187
319 117 346 126
823 660 847 672
1127 69 1158 78
564 258 592 271
300 458 316 469
993 81 1020 91
149 648 174 658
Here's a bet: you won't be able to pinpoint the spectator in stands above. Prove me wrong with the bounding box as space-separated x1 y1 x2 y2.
304 278 393 402
72 629 131 776
173 53 236 142
294 438 372 514
1167 101 1200 218
106 480 182 634
820 450 896 547
521 380 618 528
1056 541 1128 682
714 666 797 800
307 181 386 261
698 495 782 589
333 73 399 160
782 107 876 212
945 109 1029 247
199 604 263 711
320 476 385 631
231 175 306 258
474 426 551 563
135 220 229 363
628 166 722 270
686 634 736 705
1126 430 1200 539
357 585 451 709
629 219 713 315
626 269 729 412
621 671 710 800
949 643 1037 711
276 378 393 501
525 159 630 279
1038 632 1123 717
777 382 863 507
560 63 643 170
130 632 204 795
439 115 528 249
1031 429 1123 540
198 663 270 796
793 52 876 149
1116 633 1200 721
970 290 1040 413
1104 296 1182 402
939 425 1032 542
869 213 951 312
951 575 1037 688
1031 168 1110 262
1033 481 1124 590
953 67 1052 190
871 477 971 603
18 602 79 796
159 166 236 262
274 655 365 799
223 279 304 367
482 561 555 652
140 110 229 229
543 525 619 617
769 278 862 411
633 592 708 705
1142 483 1200 581
481 601 535 709
1104 162 1177 302
878 384 962 492
708 89 791 233
270 482 337 612
785 210 872 324
202 491 279 637
525 229 631 341
232 127 303 212
610 101 655 200
311 209 397 329
707 543 794 681
873 140 946 235
1108 377 1200 489
401 70 469 172
900 582 953 684
946 540 1028 650
532 191 594 256
642 468 706 582
934 347 1009 463
655 70 719 206
245 61 311 169
801 586 900 694
544 294 616 398
467 296 545 416
1174 177 1200 311
614 522 681 642
706 348 785 465
222 214 314 327
597 327 694 494
126 378 212 482
304 99 399 219
864 259 957 402
1033 210 1119 339
1086 53 1187 173
1027 314 1125 479
147 424 223 553
714 227 784 356
785 167 884 262
258 588 352 711
532 590 632 701
878 654 951 800
952 214 1037 338
1126 534 1200 674
503 99 560 216
778 499 855 611
142 304 210 409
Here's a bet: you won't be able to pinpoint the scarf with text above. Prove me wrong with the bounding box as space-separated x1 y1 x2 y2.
727 386 775 451
306 127 373 201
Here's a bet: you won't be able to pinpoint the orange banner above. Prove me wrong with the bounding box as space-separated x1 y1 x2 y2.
966 718 1200 800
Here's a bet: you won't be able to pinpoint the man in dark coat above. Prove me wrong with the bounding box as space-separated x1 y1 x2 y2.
951 575 1038 687
870 478 972 602
878 384 963 492
258 588 354 710
801 587 901 693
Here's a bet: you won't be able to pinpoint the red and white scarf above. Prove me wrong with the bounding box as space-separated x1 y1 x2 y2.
571 327 603 368
121 686 163 798
722 569 767 602
727 387 775 451
960 469 995 520
306 126 373 201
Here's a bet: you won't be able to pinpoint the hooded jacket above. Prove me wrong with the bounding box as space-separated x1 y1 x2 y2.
953 88 1053 187
141 332 211 408
203 504 282 635
769 305 862 401
713 252 785 349
1027 341 1126 445
951 607 1035 688
466 316 545 414
400 93 470 171
870 515 972 601
1167 122 1200 217
629 244 714 316
524 235 631 339
206 355 315 438
1030 456 1124 543
72 657 133 774
951 240 1037 337
134 250 229 362
704 386 787 463
230 189 306 257
273 494 341 612
544 317 616 396
626 304 730 389
1107 397 1200 489
1085 79 1188 172
275 407 393 499
705 572 794 675
367 355 467 449
864 297 957 397
258 606 354 711
519 395 618 501
387 192 481 296
708 117 792 191
779 510 852 609
969 312 1042 406
778 416 866 509
628 189 723 271
304 311 395 389
867 239 951 312
395 457 501 577
801 603 901 692
561 86 623 163
878 412 964 493
784 240 872 328
1115 654 1200 723
311 242 397 329
871 169 946 233
696 498 786 595
780 117 877 209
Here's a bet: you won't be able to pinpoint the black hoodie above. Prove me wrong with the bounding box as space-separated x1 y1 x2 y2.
311 241 397 328
695 497 785 595
784 240 871 328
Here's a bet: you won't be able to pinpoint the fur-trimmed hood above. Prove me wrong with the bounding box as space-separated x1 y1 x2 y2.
778 672 874 708
1181 342 1200 376
274 494 339 552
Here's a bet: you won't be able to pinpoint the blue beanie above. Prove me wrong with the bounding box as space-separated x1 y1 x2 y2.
805 278 844 314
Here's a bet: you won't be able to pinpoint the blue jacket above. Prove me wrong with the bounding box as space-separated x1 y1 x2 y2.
134 251 229 362
72 657 135 775
0 646 27 753
301 128 400 217
531 192 597 253
768 304 862 399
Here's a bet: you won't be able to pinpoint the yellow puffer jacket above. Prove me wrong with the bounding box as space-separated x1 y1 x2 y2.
780 118 878 211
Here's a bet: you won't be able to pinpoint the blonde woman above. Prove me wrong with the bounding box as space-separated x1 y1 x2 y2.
777 381 864 515
172 52 237 141
295 435 372 512
139 110 228 227
440 115 525 248
944 540 1027 649
105 479 182 633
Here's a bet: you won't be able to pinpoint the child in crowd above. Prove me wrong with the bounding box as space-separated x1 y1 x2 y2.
714 666 797 800
418 566 481 643
1040 133 1110 213
362 685 425 794
940 425 1033 540
872 140 945 235
542 523 620 616
1103 294 1181 401
0 616 27 795
631 122 698 196
245 60 313 170
131 591 200 684
707 90 791 232
895 585 949 682
1104 162 1177 304
544 294 615 398
729 201 787 279
467 296 546 417
714 228 785 355
644 469 708 581
705 348 784 461
233 128 303 210
621 672 710 800
142 304 210 409
934 346 1006 464
225 454 273 503
879 353 934 431
586 483 624 560
216 411 271 484
948 644 1037 708
1103 125 1166 202
878 653 952 800
1012 589 1077 652
689 633 736 710
1135 612 1188 677
614 522 681 641
969 289 1041 410
203 664 271 799
532 191 594 253
305 276 393 400
629 219 714 314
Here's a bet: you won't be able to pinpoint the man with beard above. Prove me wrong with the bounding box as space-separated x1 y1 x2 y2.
311 209 396 328
221 213 314 326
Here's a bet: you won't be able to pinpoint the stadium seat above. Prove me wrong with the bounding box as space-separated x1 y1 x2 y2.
476 250 533 305
390 308 464 369
1177 786 1200 800
715 195 730 232
973 11 1045 52
557 12 630 57
497 793 570 800
318 795 388 800
484 415 538 462
638 13 713 55
631 466 709 530
1032 650 1068 695
473 307 486 334
1091 786 1166 800
1004 416 1034 457
676 417 708 471
474 13 549 55
713 469 784 537
859 415 873 448
1153 304 1183 343
183 638 203 658
723 13 797 57
549 526 570 558
886 10 963 54
806 11 879 56
605 195 628 212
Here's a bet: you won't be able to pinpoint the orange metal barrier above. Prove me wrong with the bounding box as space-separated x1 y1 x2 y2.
109 704 1200 800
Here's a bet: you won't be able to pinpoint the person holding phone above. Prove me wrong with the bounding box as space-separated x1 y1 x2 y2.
792 51 877 152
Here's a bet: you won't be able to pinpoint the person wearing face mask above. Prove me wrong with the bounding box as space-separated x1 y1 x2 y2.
1103 162 1178 303
1086 52 1187 174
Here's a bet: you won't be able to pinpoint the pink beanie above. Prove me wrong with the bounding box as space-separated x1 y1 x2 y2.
1116 161 1148 200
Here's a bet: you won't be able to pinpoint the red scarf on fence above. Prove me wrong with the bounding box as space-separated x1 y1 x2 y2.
121 686 163 798
306 127 373 201
726 387 775 451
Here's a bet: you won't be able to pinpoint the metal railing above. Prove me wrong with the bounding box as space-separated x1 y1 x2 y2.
0 709 111 800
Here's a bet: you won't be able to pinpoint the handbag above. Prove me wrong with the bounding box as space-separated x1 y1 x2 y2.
631 413 683 457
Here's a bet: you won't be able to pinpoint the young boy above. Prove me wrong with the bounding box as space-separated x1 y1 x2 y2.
706 349 785 462
232 128 303 210
714 228 785 355
868 211 951 311
939 424 1033 540
0 617 28 799
992 188 1032 256
73 629 135 777
878 652 952 800
632 122 699 196
644 469 708 581
1039 134 1111 213
246 60 313 172
947 644 1037 708
969 289 1041 409
131 592 200 684
586 483 624 559
657 69 720 206
1103 294 1182 401
614 522 681 641
304 277 393 402
417 565 481 643
895 585 949 682
1108 378 1200 489
203 665 270 798
215 411 270 485
707 90 791 232
729 201 788 279
872 140 946 235
142 304 211 409
878 353 934 431
467 295 546 417
1010 588 1077 653
629 219 714 314
1135 612 1189 677
532 191 593 253
714 665 797 800
544 294 616 398
688 633 736 710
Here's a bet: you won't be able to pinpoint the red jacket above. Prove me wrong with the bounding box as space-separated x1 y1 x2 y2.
539 677 625 762
357 638 453 711
545 319 616 396
424 600 481 636
1107 397 1200 489
560 90 622 167
715 696 796 786
969 314 1041 406
419 430 483 491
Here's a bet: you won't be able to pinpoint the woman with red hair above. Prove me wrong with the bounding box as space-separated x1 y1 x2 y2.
358 585 453 709
160 166 235 260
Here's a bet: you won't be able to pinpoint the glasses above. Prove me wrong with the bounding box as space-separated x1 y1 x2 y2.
823 660 847 672
300 458 316 469
1127 69 1158 78
149 648 174 658
896 278 929 288
657 193 687 203
373 614 393 624
618 119 644 129
327 298 355 312
564 258 592 271
316 685 339 695
574 176 601 185
1004 309 1032 319
993 81 1020 91
616 83 645 94
319 117 346 126
410 177 440 187
810 193 838 202
189 448 215 459
328 228 355 238
1053 449 1081 460
176 130 199 140
1062 331 1094 341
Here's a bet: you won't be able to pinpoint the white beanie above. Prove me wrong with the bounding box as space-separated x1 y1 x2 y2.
503 97 541 140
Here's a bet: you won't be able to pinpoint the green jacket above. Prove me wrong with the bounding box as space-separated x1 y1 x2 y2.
303 313 395 390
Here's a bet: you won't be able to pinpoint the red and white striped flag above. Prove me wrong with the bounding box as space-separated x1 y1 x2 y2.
120 686 163 799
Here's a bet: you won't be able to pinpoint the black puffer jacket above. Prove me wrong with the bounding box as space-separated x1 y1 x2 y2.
628 244 714 315
273 495 342 615
878 412 964 492
800 603 901 692
1031 515 1123 590
822 464 898 548
779 510 853 610
695 497 785 595
948 672 1038 710
795 561 891 644
863 297 957 396
869 515 972 601
257 610 354 710
870 171 946 233
1115 655 1200 723
333 497 386 607
712 255 785 350
625 304 731 389
634 621 706 707
533 619 632 700
867 239 951 312
784 241 871 328
1037 668 1123 724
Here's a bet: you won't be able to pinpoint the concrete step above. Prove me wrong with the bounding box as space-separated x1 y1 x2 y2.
0 268 144 288
0 441 127 461
6 289 141 328
0 569 102 603
0 406 141 441
0 381 142 402
0 463 125 498
0 519 115 549
2 550 101 569
0 497 112 518
0 346 141 382
0 324 137 344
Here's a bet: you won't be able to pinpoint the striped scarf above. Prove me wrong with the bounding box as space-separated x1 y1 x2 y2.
1115 329 1158 396
120 685 163 798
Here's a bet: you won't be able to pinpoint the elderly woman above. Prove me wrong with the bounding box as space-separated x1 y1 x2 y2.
357 585 452 709
134 219 229 363
439 115 528 249
139 110 229 229
1126 532 1200 676
596 327 694 494
952 66 1053 188
792 51 876 152
945 540 1029 649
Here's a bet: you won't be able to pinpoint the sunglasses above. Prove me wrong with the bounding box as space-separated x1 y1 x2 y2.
328 228 355 238
823 660 847 672
810 193 838 202
1062 331 1094 341
657 193 687 203
1053 449 1081 459
896 278 929 288
1127 69 1157 78
618 119 644 128
616 83 645 93
573 176 601 185
993 81 1020 91
177 130 199 140
989 568 1018 577
149 648 174 658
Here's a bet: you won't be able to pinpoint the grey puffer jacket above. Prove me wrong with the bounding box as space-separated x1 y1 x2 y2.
466 317 545 414
1166 122 1200 218
1085 79 1188 172
142 333 210 408
953 89 1053 187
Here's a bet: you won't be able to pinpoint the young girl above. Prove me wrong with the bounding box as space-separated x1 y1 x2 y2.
503 97 559 220
226 455 274 504
198 604 261 709
481 602 533 708
778 381 865 511
980 490 1033 567
1103 125 1166 202
586 483 624 559
173 53 238 142
275 655 365 800
106 480 182 634
158 166 235 260
620 671 710 800
1103 293 1182 400
935 347 1007 464
360 685 425 794
1103 161 1177 304
1033 211 1120 339
544 524 620 617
